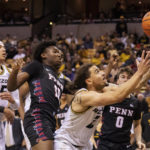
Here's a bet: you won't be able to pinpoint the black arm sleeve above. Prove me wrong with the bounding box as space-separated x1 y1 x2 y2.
0 106 4 113
22 61 43 79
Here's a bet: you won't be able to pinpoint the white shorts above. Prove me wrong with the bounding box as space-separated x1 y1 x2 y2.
0 122 5 150
54 138 92 150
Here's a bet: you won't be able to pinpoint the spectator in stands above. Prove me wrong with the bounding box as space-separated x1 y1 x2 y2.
7 46 17 59
13 47 26 60
91 51 101 65
66 32 78 45
82 33 93 49
116 16 128 36
138 34 149 44
120 32 128 48
69 41 77 56
56 33 62 42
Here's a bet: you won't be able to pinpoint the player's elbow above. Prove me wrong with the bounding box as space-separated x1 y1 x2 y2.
7 84 17 92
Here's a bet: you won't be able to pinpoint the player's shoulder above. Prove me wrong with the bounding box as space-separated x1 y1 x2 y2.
128 95 141 108
23 60 43 72
0 64 11 75
72 88 88 102
75 88 88 95
103 83 118 92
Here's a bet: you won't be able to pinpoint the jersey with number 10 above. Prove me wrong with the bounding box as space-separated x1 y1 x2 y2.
22 61 66 128
100 96 141 143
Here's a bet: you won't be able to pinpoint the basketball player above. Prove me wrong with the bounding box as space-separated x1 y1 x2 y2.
56 93 69 128
0 41 20 150
98 67 145 150
19 82 31 150
0 106 15 150
54 51 150 150
7 41 69 150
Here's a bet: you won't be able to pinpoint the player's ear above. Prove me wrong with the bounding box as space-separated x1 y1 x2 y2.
41 52 47 59
85 78 92 86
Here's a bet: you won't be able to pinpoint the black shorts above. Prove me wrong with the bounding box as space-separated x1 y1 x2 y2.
23 108 55 147
98 139 134 150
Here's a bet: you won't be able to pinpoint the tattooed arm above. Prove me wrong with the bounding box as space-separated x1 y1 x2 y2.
71 92 90 113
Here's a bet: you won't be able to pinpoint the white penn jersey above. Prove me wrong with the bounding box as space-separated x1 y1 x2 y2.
0 65 20 120
55 88 104 147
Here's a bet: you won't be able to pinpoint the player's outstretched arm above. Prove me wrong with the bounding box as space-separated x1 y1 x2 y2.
134 119 146 150
18 82 29 120
80 51 150 106
135 68 150 91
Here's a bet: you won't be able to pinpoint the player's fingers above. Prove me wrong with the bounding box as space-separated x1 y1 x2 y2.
141 50 145 60
141 143 146 149
138 144 141 149
145 51 150 62
0 95 10 99
136 59 140 67
0 93 10 97
146 59 150 66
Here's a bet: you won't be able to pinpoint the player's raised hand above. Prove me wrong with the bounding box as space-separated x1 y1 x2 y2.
12 58 25 71
137 50 150 75
4 108 15 124
0 92 15 104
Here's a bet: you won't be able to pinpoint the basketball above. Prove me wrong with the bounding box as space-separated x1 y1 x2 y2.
142 11 150 36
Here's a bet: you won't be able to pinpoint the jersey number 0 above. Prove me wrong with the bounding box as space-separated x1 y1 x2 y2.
115 116 124 128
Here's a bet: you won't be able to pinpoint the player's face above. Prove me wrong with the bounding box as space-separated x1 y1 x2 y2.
89 65 107 90
44 46 63 69
117 72 130 85
0 44 6 62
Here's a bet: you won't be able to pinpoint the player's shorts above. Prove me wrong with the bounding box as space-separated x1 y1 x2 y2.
24 108 55 147
98 139 134 150
0 122 5 150
54 138 93 150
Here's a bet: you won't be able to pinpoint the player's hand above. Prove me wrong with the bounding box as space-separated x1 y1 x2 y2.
3 108 14 124
137 50 150 75
0 92 15 104
136 141 146 150
12 58 25 71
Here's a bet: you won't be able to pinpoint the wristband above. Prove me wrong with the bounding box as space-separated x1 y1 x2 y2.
0 106 5 113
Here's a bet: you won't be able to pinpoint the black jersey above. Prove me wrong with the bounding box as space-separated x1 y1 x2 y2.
22 61 66 127
56 104 69 127
100 96 141 143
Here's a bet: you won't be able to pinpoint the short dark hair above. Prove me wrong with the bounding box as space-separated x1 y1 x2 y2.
33 41 56 62
70 64 93 91
115 67 133 81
